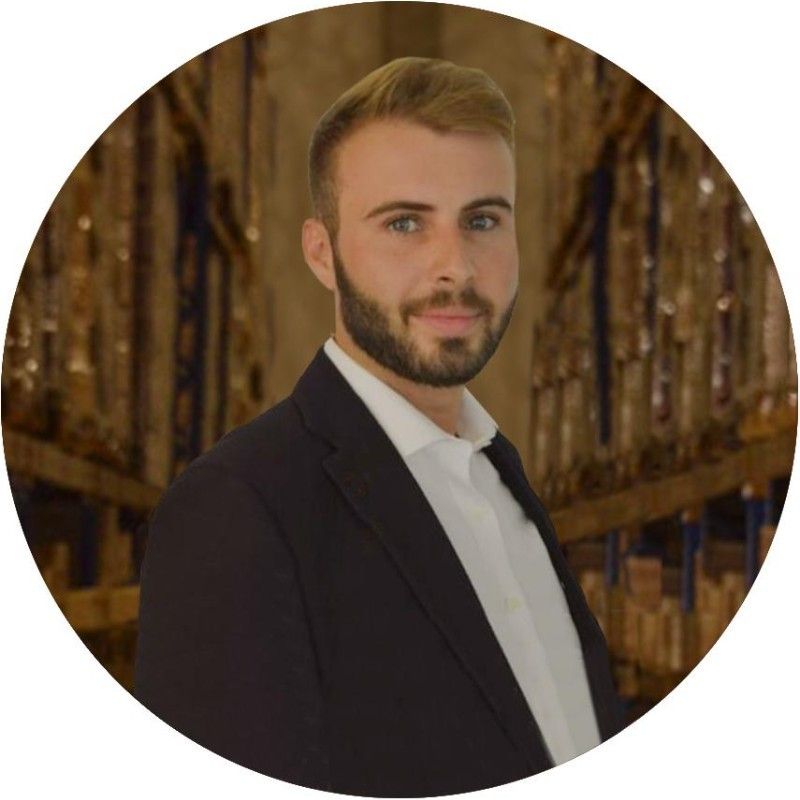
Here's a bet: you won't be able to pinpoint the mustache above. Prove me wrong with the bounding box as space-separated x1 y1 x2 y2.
400 287 494 324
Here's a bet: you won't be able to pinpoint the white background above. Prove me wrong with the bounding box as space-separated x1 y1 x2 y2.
1 1 797 797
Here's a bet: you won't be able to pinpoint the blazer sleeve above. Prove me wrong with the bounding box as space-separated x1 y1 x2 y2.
133 461 331 788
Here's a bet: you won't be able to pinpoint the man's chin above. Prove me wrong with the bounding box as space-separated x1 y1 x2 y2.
412 326 484 352
410 350 490 386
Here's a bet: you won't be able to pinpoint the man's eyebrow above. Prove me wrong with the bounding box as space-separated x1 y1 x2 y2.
363 196 513 220
363 200 434 220
462 195 514 213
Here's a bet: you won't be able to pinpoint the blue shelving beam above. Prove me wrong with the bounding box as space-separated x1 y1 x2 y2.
680 513 702 613
744 483 771 589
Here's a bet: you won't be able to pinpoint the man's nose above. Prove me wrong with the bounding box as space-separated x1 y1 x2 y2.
430 227 476 287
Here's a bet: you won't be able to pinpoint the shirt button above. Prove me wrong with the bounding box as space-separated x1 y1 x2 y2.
505 596 523 612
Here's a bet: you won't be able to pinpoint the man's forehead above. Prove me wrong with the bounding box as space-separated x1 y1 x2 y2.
335 118 515 210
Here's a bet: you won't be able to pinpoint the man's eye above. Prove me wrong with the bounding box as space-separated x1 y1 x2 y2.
386 216 421 233
467 214 499 231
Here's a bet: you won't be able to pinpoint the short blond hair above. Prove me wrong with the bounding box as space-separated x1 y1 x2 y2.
308 56 515 239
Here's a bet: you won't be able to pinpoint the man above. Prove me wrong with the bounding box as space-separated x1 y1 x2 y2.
134 57 624 796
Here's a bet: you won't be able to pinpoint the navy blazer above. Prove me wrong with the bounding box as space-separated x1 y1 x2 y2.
134 347 624 796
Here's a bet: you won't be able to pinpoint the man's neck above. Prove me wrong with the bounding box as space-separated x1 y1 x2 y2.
332 332 464 436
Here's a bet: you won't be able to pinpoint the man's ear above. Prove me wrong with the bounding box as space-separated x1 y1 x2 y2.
302 217 336 292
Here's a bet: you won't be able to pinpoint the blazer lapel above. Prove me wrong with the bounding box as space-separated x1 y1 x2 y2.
292 348 553 771
482 434 623 741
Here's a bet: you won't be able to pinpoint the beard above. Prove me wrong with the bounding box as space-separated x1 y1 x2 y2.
332 243 516 387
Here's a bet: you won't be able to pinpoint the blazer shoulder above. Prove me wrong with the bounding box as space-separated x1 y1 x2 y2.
142 398 317 572
168 396 329 504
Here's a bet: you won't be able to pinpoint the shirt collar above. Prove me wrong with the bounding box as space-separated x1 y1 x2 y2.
323 336 498 458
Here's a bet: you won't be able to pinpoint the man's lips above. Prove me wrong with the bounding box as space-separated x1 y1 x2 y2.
412 309 484 336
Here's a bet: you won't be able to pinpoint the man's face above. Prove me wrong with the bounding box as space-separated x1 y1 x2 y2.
331 118 519 387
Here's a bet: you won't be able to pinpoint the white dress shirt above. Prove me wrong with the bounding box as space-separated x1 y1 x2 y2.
323 336 601 765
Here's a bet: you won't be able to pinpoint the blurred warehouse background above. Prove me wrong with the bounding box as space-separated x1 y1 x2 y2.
2 2 794 728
